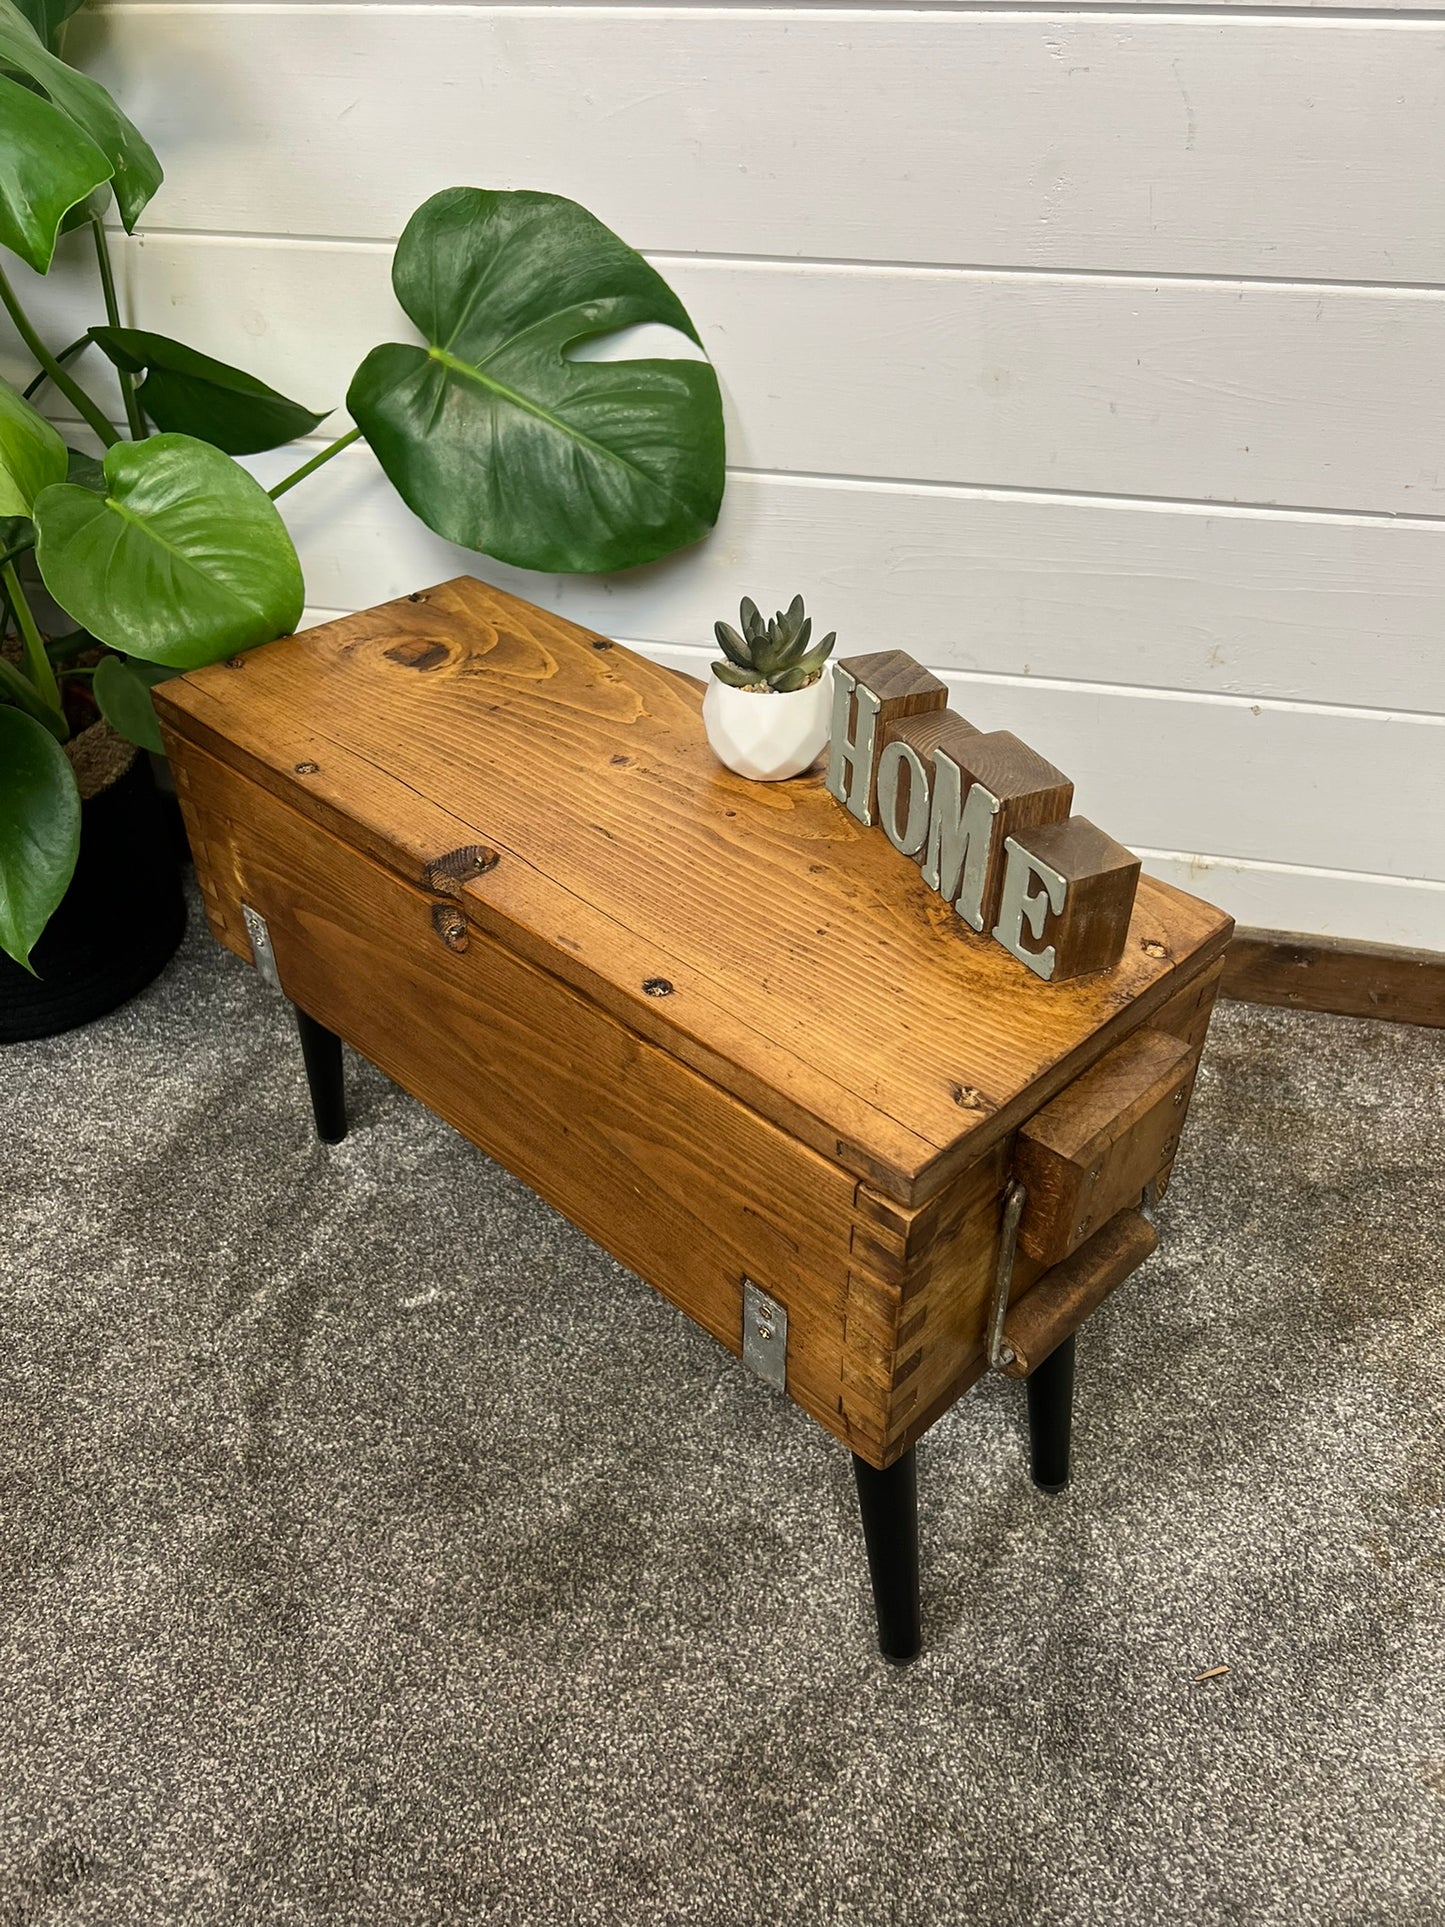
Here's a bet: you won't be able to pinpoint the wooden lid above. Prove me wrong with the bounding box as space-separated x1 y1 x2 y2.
156 578 1232 1203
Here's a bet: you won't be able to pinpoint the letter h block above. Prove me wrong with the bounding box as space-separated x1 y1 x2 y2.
826 653 948 827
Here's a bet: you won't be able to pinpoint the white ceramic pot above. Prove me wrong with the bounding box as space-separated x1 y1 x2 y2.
702 666 834 782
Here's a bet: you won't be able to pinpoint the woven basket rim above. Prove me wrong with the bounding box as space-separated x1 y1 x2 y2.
64 716 140 803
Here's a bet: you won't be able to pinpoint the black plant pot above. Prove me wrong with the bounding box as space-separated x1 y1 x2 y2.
0 753 187 1044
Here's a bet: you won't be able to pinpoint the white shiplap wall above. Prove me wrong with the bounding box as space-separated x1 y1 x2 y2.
11 2 1445 948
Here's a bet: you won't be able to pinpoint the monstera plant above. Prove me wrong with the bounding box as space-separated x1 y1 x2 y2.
0 0 724 1020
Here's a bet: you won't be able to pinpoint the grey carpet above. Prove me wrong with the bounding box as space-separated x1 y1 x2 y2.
3 884 1443 1927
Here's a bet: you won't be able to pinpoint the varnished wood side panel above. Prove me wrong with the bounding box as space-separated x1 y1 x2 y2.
171 741 873 1454
1145 957 1224 1202
852 1146 1013 1461
865 948 1228 1457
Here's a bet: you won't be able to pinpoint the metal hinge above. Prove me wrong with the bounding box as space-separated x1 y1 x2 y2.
741 1279 788 1392
240 902 281 991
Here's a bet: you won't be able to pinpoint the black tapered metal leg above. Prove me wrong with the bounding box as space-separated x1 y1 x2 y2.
294 1006 347 1144
851 1447 921 1663
1027 1332 1076 1492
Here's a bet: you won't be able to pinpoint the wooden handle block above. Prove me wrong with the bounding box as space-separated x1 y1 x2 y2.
1001 1208 1159 1378
1013 1026 1194 1265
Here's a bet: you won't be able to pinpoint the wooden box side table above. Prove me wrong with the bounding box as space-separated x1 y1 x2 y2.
155 578 1232 1660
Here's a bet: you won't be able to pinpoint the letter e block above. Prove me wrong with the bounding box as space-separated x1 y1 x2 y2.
995 817 1141 982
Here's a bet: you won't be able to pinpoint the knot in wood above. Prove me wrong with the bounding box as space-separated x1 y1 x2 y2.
642 978 674 998
386 636 449 672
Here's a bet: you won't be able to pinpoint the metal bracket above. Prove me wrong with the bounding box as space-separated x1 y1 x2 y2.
240 902 281 992
741 1279 788 1392
987 1179 1027 1372
1140 1175 1162 1229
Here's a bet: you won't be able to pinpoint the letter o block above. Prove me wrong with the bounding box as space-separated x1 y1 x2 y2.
876 738 931 856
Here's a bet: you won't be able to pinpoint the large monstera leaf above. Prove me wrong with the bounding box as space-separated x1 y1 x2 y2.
0 69 111 271
0 378 67 517
33 433 304 667
89 327 329 455
0 0 161 234
0 705 79 970
347 188 725 574
11 0 87 52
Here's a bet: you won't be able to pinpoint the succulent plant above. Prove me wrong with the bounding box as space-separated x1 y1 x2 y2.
711 594 836 692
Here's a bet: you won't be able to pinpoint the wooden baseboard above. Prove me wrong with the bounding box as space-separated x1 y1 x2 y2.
1221 928 1445 1028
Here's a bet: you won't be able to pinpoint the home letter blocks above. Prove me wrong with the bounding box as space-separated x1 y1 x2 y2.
826 653 1140 983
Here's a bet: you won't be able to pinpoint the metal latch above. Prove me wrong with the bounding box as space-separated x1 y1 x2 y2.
240 902 281 991
986 1179 1027 1372
742 1279 788 1391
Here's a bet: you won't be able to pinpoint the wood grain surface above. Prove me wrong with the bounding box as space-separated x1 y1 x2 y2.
156 579 1232 1207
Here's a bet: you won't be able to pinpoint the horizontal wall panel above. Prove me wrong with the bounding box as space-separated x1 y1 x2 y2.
295 609 1445 948
245 443 1445 716
78 7 1445 284
151 2 1428 12
76 234 1445 517
1132 851 1445 953
663 264 1445 517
